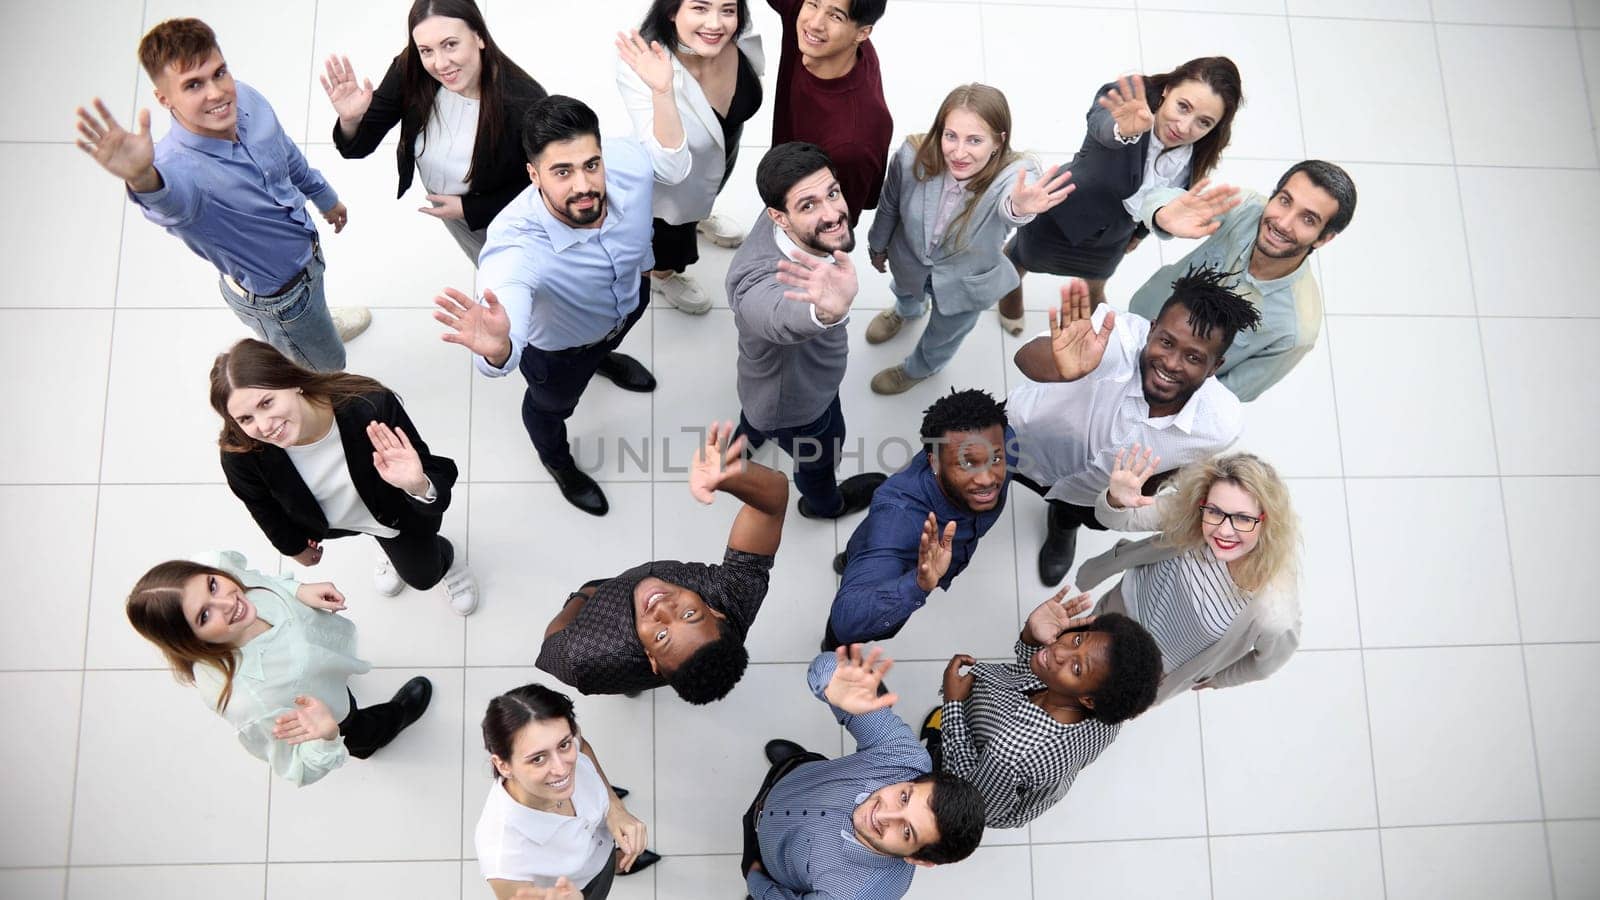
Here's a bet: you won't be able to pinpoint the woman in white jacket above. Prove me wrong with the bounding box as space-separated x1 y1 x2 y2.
126 550 431 786
616 0 763 315
1075 447 1301 705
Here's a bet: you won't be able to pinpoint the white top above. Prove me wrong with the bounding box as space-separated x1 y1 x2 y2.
284 424 400 538
415 88 479 196
1007 306 1243 507
475 751 615 889
616 31 763 223
190 550 371 786
1122 130 1193 220
1125 547 1251 674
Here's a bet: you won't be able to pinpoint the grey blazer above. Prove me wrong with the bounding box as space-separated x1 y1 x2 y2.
1076 491 1301 706
866 139 1039 314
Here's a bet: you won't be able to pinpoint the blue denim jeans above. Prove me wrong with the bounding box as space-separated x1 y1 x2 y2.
891 276 984 379
216 246 344 372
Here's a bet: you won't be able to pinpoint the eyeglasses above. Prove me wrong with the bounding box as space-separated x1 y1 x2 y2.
1198 504 1265 533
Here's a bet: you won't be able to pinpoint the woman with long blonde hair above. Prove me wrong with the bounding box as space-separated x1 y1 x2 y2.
126 551 432 786
1075 447 1300 705
862 83 1074 394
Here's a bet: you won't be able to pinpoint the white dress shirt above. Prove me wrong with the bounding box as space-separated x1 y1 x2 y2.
414 88 478 196
772 222 848 330
1122 130 1192 220
475 752 615 889
1008 305 1242 507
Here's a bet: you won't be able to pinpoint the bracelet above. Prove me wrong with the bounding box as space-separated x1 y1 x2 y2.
1112 122 1143 146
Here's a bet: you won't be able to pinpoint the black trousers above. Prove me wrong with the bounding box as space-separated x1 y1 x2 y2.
651 218 700 273
741 750 828 879
582 850 618 900
518 279 651 470
1009 470 1110 533
337 688 407 759
373 531 454 590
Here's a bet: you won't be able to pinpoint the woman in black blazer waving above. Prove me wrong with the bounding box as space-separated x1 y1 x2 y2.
210 339 479 615
320 0 546 262
996 57 1242 334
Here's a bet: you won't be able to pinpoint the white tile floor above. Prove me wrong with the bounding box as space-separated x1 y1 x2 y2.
1 0 1595 897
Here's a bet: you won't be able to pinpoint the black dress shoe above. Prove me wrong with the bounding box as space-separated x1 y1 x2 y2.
765 738 808 767
1037 511 1078 586
546 464 609 516
832 551 847 576
596 352 657 392
798 472 888 520
611 786 630 799
619 849 662 876
392 676 433 731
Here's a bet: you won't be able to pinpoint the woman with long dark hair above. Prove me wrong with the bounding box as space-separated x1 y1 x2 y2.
126 550 432 786
475 683 660 899
321 0 547 261
615 0 763 314
210 338 478 614
996 57 1244 334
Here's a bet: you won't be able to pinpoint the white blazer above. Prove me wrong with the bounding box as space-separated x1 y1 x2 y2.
616 32 764 224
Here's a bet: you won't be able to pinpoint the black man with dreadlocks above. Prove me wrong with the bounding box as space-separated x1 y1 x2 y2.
823 389 1014 649
1009 266 1262 584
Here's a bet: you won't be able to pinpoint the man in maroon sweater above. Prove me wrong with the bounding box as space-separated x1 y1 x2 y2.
769 0 892 226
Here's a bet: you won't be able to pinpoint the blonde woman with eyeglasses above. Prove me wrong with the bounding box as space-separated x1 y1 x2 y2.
1074 447 1300 705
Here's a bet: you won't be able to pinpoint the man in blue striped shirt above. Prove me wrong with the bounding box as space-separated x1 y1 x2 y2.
74 18 364 373
742 646 986 900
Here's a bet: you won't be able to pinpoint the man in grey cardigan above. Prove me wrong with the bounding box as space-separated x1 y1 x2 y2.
727 143 886 519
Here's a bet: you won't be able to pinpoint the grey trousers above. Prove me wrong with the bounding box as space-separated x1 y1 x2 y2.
892 276 985 379
440 216 488 265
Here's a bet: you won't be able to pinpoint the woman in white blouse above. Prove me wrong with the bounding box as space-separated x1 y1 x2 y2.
616 0 764 315
996 58 1243 334
126 550 431 787
322 0 547 262
476 683 659 900
1076 447 1301 705
862 83 1074 394
210 339 478 615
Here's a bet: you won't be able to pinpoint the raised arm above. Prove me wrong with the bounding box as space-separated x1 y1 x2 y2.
1143 178 1245 240
1012 280 1114 383
688 421 789 557
615 31 690 185
807 647 926 759
828 510 954 645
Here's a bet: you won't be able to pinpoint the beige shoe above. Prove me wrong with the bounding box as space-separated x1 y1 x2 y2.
696 214 745 249
997 307 1025 337
866 309 905 344
331 306 372 342
871 364 928 395
651 273 712 315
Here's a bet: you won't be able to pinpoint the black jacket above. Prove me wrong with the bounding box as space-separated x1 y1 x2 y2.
331 56 547 231
220 391 458 556
1032 82 1193 248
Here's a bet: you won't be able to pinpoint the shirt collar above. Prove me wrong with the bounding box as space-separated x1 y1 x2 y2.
1124 378 1204 433
772 220 836 265
165 102 250 157
530 184 628 254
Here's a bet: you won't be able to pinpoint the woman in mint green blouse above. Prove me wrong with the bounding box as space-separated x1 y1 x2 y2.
126 550 432 786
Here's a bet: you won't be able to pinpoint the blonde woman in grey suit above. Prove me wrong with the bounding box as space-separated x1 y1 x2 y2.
1075 446 1301 705
863 83 1075 394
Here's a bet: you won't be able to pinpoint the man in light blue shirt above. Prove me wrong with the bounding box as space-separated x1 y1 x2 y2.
1130 159 1357 402
434 95 688 516
74 18 364 372
741 647 986 900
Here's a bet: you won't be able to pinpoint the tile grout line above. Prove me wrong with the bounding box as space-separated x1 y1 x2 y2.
1426 1 1558 893
60 4 149 893
1284 1 1389 894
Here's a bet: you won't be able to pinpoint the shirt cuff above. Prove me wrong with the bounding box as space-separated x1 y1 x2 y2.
1112 122 1143 145
307 185 340 214
808 305 848 329
1001 194 1037 226
406 478 437 503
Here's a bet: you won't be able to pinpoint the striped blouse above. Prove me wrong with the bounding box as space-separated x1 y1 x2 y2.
1124 547 1251 674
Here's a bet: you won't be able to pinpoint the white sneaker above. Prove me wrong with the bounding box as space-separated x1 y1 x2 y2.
441 568 479 616
373 556 404 597
652 273 713 315
697 214 746 248
331 306 372 342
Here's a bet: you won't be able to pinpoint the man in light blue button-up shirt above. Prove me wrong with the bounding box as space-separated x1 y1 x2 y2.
434 95 689 516
740 647 987 900
74 18 360 372
1130 159 1358 402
